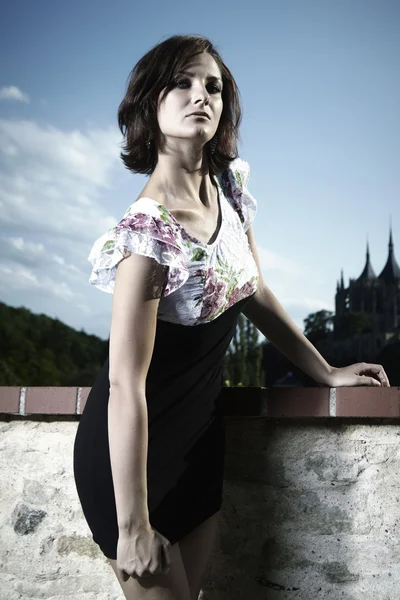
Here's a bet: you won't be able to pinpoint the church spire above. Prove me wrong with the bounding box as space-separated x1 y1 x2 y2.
358 237 376 281
378 224 400 283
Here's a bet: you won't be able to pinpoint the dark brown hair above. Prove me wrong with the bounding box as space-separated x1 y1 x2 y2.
117 35 242 177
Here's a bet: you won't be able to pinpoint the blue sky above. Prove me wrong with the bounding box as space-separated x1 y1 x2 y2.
0 0 399 339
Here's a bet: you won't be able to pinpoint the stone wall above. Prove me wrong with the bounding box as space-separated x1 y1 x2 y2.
219 418 400 600
1 386 400 600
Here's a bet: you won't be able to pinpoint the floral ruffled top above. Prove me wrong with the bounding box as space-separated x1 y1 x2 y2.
88 157 259 326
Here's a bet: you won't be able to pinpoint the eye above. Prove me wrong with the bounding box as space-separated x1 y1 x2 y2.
174 78 190 89
207 83 222 94
173 77 221 94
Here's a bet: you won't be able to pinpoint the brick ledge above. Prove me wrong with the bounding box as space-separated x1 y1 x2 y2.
0 386 399 418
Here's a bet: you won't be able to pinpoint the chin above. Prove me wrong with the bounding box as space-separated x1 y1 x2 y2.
190 128 212 140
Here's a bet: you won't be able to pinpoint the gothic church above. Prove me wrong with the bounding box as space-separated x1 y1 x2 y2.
334 228 400 360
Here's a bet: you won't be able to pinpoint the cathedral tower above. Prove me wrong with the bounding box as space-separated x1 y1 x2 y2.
334 228 400 350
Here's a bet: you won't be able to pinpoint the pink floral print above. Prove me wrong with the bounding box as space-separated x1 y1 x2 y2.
88 157 259 325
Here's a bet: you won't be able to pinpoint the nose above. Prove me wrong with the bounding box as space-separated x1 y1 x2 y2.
192 84 210 106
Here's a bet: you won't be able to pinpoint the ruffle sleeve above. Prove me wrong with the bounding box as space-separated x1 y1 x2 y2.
88 202 190 296
219 157 257 232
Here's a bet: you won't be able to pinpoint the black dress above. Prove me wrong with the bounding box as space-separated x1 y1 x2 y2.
73 157 259 559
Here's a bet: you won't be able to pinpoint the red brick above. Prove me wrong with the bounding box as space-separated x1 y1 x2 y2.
0 387 20 413
78 387 92 414
25 387 77 414
221 387 263 416
267 387 330 418
336 387 400 417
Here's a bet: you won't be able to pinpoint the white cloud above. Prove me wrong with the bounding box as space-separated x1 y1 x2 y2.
0 254 87 308
0 86 30 103
0 117 127 337
0 263 39 290
1 236 83 274
0 119 122 242
0 235 87 296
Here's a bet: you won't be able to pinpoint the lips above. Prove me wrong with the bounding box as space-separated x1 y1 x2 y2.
188 112 210 119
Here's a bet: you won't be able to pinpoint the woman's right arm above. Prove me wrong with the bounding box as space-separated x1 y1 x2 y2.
107 251 166 537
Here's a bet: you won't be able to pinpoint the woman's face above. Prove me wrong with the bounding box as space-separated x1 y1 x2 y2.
157 52 223 148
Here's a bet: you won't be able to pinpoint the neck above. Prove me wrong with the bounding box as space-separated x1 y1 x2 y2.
150 139 214 207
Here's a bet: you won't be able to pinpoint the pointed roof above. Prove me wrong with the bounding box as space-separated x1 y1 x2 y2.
358 240 376 281
378 226 400 283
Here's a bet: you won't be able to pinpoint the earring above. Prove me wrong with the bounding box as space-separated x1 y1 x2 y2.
146 136 151 149
209 135 218 154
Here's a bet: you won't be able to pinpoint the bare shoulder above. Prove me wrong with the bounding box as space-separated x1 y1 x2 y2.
114 251 167 305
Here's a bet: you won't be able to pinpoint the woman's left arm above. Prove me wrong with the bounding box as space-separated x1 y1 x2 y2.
242 226 390 387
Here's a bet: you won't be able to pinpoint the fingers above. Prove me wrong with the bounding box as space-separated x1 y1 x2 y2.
162 542 171 571
158 534 171 572
356 376 381 387
360 363 390 387
374 365 390 387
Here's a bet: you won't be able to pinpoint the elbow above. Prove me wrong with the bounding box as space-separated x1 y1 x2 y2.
109 373 146 401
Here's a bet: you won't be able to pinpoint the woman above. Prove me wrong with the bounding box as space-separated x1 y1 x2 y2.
73 34 390 600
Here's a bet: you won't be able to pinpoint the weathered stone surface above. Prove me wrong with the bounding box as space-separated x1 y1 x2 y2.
0 421 124 600
1 418 400 599
210 420 400 599
22 479 57 505
321 560 360 583
12 502 47 535
40 534 56 555
56 534 101 559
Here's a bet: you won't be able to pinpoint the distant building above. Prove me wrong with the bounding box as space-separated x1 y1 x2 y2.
334 227 400 361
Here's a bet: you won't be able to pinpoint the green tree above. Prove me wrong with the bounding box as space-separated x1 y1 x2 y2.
223 314 264 386
304 310 334 342
0 302 108 386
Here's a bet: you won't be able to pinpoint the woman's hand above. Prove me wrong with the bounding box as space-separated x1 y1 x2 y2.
325 363 390 388
117 524 171 581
